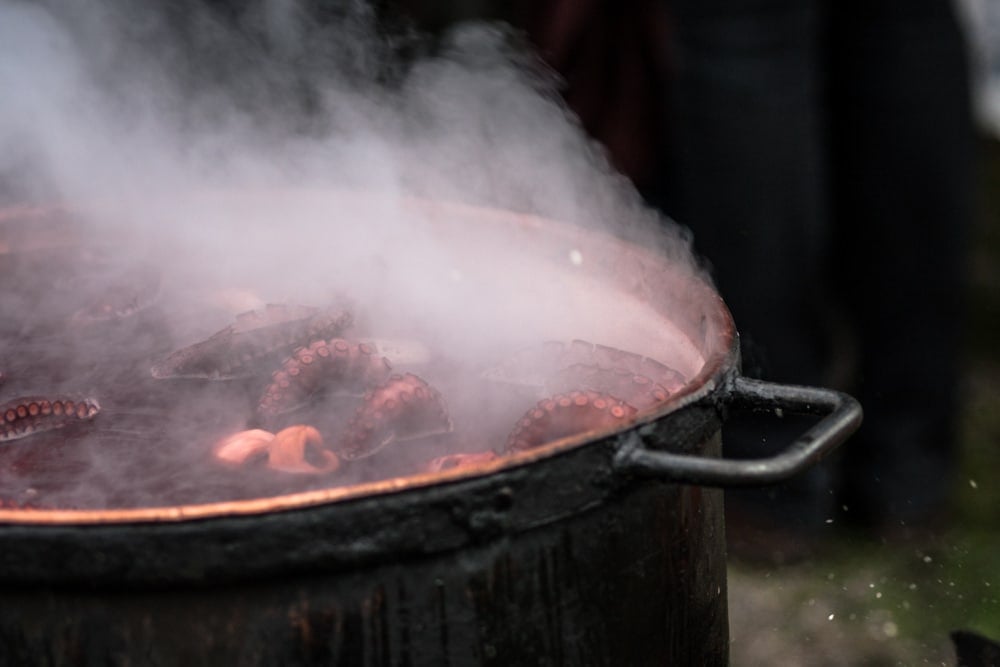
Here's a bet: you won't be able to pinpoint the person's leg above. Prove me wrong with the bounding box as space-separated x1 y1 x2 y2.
828 0 974 531
657 0 835 557
662 0 830 388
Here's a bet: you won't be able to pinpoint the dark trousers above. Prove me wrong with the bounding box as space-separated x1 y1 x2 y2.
654 0 974 527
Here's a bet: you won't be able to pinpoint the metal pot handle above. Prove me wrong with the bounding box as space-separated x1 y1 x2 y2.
613 376 863 487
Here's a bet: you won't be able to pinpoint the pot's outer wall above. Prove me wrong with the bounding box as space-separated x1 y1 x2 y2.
0 437 728 666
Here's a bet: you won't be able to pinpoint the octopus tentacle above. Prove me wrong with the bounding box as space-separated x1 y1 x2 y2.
422 451 499 474
505 390 637 453
484 339 687 394
547 364 672 410
255 339 392 425
0 396 101 442
635 357 687 394
150 304 353 380
339 373 453 460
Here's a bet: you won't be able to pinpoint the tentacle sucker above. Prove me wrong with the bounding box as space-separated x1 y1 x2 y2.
0 396 101 442
505 390 637 453
339 373 453 461
255 339 391 426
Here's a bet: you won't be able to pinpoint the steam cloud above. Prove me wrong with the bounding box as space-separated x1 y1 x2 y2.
0 1 692 244
0 0 707 508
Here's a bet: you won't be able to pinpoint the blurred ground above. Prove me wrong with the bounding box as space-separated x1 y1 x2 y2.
726 136 1000 666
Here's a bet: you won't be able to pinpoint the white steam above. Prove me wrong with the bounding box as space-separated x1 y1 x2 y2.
1 0 703 347
0 1 688 241
0 0 709 506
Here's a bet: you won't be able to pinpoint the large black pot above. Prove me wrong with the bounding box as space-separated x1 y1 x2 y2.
0 194 861 666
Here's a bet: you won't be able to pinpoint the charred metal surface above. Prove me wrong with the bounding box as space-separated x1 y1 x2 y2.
0 437 728 666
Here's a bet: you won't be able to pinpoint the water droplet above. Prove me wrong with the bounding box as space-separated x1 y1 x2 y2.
969 479 978 489
568 249 583 266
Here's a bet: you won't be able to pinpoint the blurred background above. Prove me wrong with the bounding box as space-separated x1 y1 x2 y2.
380 1 1000 664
